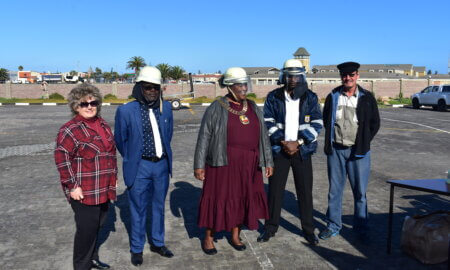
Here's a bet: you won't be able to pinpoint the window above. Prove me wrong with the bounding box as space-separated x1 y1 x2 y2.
388 70 393 73
442 86 450 92
378 70 384 72
369 70 375 72
320 70 326 73
329 70 335 72
422 87 431 93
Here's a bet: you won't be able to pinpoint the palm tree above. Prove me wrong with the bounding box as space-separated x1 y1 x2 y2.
156 63 171 83
170 66 186 82
0 68 9 81
18 65 23 71
126 56 146 74
103 72 112 83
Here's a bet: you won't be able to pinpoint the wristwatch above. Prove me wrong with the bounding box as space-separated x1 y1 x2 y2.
297 139 304 146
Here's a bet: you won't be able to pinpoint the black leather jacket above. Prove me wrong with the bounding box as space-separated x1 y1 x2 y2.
194 96 274 169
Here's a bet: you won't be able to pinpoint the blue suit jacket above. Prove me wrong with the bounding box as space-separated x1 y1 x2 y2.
114 100 173 187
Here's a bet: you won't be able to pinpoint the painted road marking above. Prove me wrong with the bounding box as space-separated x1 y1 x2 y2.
241 231 274 269
428 118 450 122
384 128 443 133
382 117 450 134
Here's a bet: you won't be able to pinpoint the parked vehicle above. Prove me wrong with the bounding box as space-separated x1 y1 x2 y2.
411 85 450 111
64 75 79 83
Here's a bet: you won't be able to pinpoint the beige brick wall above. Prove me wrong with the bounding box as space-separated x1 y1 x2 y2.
1 79 449 100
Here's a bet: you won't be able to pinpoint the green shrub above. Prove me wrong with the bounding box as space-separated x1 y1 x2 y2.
104 94 117 100
128 95 135 99
389 97 411 105
49 93 65 100
246 93 257 98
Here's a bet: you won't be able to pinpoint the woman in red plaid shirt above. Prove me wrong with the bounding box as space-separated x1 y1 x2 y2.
54 84 117 270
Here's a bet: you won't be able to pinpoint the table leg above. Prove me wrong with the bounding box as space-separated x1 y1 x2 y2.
387 184 394 254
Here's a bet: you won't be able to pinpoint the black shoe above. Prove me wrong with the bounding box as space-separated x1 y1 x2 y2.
304 234 319 246
150 245 174 258
257 231 274 242
91 259 110 269
230 241 246 251
201 242 218 255
131 252 143 267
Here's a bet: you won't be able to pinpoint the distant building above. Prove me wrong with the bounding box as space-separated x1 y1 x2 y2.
8 71 17 82
242 67 280 85
18 71 32 83
312 64 427 77
293 47 311 73
41 73 63 83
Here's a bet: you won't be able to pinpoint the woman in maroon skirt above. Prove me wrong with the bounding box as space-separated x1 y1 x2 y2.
194 67 274 255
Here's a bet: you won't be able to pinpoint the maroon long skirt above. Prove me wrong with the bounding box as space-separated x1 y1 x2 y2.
197 103 269 232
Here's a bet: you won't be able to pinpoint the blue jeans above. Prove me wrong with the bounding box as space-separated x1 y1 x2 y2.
325 145 371 232
128 158 169 253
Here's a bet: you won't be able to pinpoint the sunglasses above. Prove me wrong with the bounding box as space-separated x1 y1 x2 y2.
142 84 160 91
79 100 99 108
340 72 357 78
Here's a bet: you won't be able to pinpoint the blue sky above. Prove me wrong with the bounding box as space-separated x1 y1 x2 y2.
1 0 449 74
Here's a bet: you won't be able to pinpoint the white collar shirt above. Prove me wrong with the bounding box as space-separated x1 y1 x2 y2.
149 109 163 157
284 90 300 141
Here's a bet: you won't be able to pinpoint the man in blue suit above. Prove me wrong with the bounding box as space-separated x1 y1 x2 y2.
114 66 174 266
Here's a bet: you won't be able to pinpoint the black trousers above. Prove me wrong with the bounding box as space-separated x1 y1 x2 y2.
70 200 109 270
264 152 315 235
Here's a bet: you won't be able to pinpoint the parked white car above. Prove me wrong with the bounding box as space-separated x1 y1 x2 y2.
411 85 450 111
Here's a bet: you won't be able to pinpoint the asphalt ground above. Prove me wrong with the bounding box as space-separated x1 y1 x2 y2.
0 105 449 270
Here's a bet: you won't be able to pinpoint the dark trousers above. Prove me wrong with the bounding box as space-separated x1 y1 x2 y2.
265 152 315 235
70 200 109 270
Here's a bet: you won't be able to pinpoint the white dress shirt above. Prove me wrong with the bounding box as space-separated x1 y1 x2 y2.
284 90 300 141
149 110 163 157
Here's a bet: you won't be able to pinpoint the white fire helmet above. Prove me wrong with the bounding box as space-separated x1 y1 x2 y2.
222 67 249 85
136 66 162 85
279 59 306 85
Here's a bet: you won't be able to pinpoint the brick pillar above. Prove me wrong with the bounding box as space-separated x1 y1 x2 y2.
112 82 117 96
5 81 12 99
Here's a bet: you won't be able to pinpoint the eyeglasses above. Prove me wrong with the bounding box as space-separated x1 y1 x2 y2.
79 100 99 108
142 84 160 91
340 72 358 78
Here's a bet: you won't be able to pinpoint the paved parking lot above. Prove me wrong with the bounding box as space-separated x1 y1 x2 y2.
0 105 448 270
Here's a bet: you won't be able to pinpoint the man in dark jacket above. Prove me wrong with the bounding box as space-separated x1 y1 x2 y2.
318 62 380 241
258 59 323 245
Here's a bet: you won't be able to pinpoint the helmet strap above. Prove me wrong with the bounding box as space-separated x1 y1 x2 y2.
227 86 240 102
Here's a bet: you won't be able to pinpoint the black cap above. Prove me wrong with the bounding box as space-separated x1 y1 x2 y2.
337 62 360 73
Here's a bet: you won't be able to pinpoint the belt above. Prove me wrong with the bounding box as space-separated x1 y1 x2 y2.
332 142 352 149
141 154 166 162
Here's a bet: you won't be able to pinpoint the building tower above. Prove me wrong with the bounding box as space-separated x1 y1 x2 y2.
293 47 311 73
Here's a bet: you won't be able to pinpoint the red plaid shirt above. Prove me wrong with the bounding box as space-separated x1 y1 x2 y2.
54 115 117 205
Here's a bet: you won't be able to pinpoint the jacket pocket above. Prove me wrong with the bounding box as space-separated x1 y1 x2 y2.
77 142 99 159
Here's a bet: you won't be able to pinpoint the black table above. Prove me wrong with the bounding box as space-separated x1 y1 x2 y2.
386 179 449 254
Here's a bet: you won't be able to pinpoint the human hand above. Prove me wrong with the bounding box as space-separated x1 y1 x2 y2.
265 167 273 178
194 169 205 181
281 141 299 156
70 187 84 200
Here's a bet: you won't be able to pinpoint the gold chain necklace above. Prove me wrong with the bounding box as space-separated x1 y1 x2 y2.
218 98 250 125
